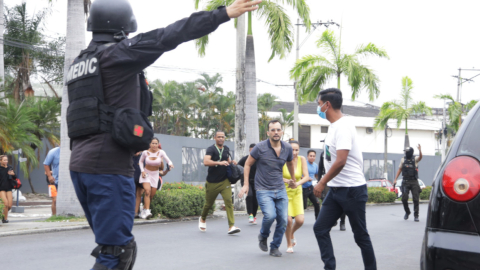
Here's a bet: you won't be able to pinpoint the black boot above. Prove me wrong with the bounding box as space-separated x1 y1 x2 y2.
404 213 410 220
269 248 282 257
258 234 268 252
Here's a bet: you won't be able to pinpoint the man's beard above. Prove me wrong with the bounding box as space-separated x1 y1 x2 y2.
271 136 281 141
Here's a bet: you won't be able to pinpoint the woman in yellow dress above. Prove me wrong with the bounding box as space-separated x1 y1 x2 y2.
282 140 310 253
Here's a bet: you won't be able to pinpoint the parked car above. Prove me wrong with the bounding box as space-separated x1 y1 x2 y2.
367 179 397 195
421 102 480 270
395 179 426 198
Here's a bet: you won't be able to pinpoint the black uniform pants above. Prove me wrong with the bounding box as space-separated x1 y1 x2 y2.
246 180 258 217
402 180 421 217
303 186 320 219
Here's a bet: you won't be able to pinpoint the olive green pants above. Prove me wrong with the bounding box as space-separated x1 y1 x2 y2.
201 179 235 227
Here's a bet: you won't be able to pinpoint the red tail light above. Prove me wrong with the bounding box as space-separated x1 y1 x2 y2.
442 156 480 202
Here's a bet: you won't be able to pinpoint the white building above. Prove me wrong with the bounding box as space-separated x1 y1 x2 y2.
269 100 443 156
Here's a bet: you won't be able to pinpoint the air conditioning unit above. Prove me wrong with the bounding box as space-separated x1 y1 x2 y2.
366 127 373 134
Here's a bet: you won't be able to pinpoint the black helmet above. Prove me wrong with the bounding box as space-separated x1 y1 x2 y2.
87 0 137 33
404 147 414 159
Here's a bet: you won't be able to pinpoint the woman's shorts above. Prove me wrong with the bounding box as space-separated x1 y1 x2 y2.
286 185 304 217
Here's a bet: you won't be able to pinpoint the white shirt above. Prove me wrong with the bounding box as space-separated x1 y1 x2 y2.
324 117 366 187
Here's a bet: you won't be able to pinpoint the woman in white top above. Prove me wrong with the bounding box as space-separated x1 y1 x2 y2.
138 137 173 219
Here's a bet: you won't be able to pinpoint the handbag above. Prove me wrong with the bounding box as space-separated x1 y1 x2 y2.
227 154 244 184
12 178 22 189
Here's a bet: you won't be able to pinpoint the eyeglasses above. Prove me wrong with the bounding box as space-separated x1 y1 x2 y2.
269 129 282 132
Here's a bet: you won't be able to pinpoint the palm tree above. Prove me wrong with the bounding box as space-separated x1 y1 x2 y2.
194 0 311 147
277 108 294 140
0 0 5 96
290 29 389 103
434 94 478 134
55 0 90 216
374 76 432 148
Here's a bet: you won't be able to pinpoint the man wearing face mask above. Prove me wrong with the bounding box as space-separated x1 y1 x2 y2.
313 88 376 270
394 145 422 222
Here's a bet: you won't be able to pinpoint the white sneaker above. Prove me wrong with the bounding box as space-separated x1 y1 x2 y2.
140 209 147 219
145 209 152 219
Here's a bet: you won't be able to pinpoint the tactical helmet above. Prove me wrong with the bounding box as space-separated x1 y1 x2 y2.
87 0 137 33
404 147 414 159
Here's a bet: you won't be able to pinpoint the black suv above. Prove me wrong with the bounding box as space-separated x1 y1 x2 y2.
421 101 480 269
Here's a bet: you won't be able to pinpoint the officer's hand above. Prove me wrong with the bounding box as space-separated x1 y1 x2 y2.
226 0 262 19
417 144 421 150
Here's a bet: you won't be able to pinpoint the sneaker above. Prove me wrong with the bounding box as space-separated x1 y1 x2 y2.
249 215 254 223
2 219 8 224
269 248 282 257
145 209 152 219
258 234 268 252
414 217 420 222
140 209 147 219
404 213 410 220
252 217 257 225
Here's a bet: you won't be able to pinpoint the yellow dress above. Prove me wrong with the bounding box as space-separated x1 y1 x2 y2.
283 157 304 217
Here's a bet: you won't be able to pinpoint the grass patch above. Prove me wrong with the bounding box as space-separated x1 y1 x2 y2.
41 215 87 222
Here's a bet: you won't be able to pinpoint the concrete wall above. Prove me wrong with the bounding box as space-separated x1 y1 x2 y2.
22 134 441 194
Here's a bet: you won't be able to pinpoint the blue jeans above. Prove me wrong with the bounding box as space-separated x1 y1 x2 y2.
71 172 135 269
313 184 376 270
256 189 288 250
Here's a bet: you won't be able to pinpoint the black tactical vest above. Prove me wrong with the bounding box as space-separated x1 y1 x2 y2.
66 43 154 152
402 157 418 180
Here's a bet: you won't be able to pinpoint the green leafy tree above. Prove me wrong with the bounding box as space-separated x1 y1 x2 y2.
374 76 432 148
276 108 294 140
257 93 278 140
290 29 389 103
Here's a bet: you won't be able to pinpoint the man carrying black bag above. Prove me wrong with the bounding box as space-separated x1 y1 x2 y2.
66 1 261 269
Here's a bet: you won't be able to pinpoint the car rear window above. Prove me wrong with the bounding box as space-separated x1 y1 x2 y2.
385 181 392 187
367 181 382 187
457 106 480 161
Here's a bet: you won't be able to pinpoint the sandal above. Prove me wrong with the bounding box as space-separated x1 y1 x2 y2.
286 247 294 253
199 217 206 232
227 226 241 235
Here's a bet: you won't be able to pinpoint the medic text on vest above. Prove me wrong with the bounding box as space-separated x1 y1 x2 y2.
66 57 99 84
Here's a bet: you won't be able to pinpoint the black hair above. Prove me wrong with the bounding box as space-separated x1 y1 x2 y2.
316 88 343 110
307 150 316 155
288 140 300 146
249 143 256 148
151 137 159 143
214 130 225 137
267 119 282 130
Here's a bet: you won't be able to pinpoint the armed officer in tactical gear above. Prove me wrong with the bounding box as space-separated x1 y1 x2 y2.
66 1 261 269
394 145 423 222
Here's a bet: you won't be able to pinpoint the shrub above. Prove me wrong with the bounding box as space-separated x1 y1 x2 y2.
420 186 433 200
150 182 215 219
367 187 397 203
0 198 4 221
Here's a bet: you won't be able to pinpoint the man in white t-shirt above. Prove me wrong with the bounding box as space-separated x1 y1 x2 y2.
313 88 376 270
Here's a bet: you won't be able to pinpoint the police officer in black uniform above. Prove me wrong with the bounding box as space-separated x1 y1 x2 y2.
66 1 261 269
394 144 423 222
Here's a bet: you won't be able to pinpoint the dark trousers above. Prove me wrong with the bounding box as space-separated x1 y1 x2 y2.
246 181 258 217
71 171 135 269
402 180 420 217
322 186 346 224
303 186 320 219
313 185 376 270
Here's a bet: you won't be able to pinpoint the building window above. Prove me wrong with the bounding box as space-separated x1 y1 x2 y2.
299 125 311 148
321 126 329 133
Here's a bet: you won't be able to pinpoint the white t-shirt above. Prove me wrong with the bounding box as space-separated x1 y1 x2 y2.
324 117 366 187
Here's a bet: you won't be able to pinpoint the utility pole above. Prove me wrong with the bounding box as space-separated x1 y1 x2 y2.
384 125 388 179
293 19 339 140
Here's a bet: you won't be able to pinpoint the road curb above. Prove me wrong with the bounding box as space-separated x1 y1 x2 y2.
0 212 248 238
367 200 429 206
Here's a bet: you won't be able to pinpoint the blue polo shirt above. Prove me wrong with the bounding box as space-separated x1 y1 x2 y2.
44 147 60 185
303 161 318 188
250 139 293 191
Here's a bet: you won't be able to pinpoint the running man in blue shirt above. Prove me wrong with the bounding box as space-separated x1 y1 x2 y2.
44 145 60 216
303 150 321 219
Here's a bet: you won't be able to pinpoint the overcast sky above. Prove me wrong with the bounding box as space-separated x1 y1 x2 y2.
8 0 480 109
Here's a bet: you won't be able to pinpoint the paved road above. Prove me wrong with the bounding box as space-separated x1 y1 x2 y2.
2 204 426 270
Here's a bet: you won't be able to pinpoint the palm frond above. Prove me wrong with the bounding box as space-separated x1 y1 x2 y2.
277 0 311 29
410 101 432 116
316 30 339 64
465 100 479 112
433 94 455 102
400 76 414 109
355 43 389 59
257 1 293 61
